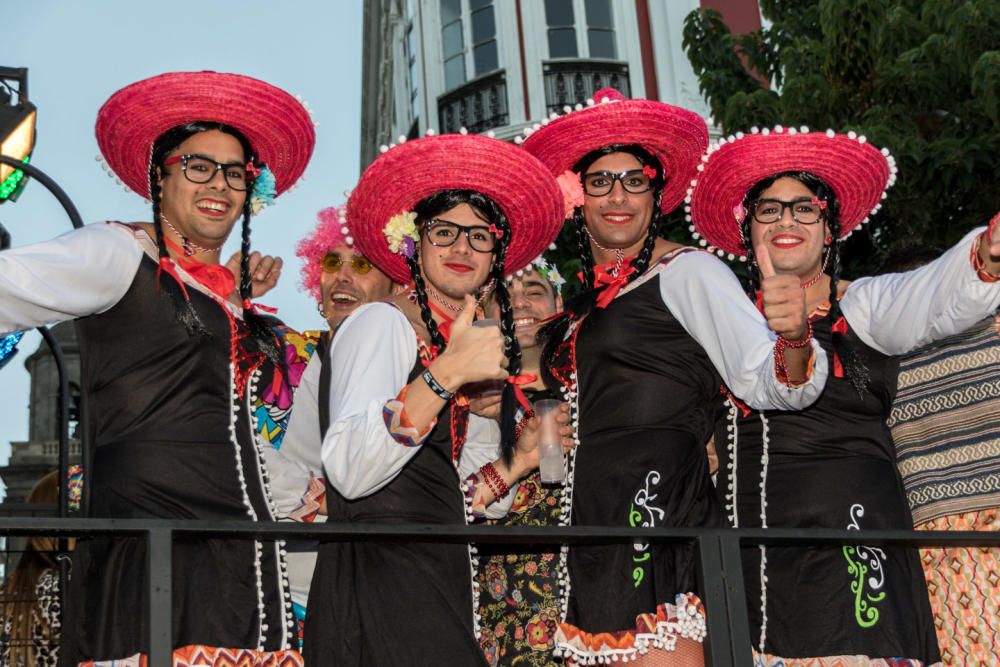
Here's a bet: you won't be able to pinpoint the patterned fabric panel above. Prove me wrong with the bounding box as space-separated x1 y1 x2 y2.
253 327 321 451
476 473 563 665
288 477 325 523
382 397 435 448
83 646 304 667
888 316 1000 524
918 510 1000 666
752 652 936 667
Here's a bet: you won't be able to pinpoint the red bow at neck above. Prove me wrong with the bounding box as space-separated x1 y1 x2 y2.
592 259 637 308
161 236 236 299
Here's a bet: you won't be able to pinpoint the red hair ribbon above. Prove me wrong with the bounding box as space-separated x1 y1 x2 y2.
831 316 848 378
488 224 504 239
245 162 261 179
507 373 538 413
642 165 658 179
810 196 828 210
593 262 637 308
242 299 279 315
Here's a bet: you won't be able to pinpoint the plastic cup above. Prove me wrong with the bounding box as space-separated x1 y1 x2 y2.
533 398 565 485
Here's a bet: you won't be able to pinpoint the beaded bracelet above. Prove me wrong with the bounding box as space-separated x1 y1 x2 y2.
479 462 510 499
421 368 454 400
971 215 1000 283
774 320 814 386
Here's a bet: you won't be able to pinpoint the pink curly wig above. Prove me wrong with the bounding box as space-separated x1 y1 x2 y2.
297 206 351 300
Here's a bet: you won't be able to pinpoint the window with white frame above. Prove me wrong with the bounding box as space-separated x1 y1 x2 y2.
440 0 499 92
543 0 617 60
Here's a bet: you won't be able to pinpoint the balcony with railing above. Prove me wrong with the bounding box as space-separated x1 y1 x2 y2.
542 59 630 114
437 69 509 135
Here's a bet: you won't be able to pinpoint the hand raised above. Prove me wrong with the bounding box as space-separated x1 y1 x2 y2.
756 244 808 341
436 296 509 386
225 251 283 298
512 403 575 477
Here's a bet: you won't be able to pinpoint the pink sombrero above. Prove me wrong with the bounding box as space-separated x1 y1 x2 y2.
519 87 709 214
95 71 316 198
688 127 897 259
347 133 564 285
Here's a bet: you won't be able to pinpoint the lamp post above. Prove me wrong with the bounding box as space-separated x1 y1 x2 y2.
1 65 84 637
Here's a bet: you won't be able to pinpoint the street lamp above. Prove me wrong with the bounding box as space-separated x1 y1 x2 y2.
0 67 36 202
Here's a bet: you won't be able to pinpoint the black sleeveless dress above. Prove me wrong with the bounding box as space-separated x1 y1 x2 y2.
548 262 725 640
61 253 297 663
716 310 941 663
303 348 487 666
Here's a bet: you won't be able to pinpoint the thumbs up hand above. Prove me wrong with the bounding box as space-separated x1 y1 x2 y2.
756 244 809 342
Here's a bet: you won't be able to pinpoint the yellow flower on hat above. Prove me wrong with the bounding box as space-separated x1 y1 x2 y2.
383 211 419 257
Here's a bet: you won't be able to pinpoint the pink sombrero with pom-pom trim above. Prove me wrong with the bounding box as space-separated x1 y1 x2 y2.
96 71 316 198
347 133 564 285
688 127 897 259
519 88 709 214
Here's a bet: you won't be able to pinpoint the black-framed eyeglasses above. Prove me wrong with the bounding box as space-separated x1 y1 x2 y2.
425 219 499 253
163 154 252 191
751 197 827 225
321 252 374 275
582 169 654 196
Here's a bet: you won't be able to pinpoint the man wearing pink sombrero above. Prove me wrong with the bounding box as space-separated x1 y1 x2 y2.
0 71 314 665
689 126 1000 665
258 204 405 645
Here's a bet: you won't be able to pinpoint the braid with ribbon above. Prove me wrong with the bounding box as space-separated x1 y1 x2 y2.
236 199 284 365
405 250 448 351
489 230 526 466
148 136 209 337
573 207 596 290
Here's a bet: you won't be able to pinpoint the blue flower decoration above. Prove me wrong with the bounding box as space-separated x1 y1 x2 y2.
249 165 277 216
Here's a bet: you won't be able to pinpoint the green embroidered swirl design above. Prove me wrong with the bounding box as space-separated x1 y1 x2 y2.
628 503 648 588
842 544 886 628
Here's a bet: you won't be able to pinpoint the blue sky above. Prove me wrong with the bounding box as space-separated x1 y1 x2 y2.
0 2 364 471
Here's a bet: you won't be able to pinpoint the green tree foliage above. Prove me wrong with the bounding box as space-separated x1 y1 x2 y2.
683 0 1000 272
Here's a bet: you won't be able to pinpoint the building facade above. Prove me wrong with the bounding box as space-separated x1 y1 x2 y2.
360 0 761 166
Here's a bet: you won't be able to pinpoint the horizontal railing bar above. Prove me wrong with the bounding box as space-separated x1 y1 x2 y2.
0 518 996 548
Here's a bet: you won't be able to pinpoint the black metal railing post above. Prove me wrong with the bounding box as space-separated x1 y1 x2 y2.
148 526 173 666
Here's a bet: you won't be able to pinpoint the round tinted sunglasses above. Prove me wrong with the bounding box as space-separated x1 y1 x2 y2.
321 252 374 274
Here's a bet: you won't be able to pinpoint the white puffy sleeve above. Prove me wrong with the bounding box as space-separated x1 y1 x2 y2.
320 302 427 499
840 227 1000 355
658 250 828 410
0 222 143 333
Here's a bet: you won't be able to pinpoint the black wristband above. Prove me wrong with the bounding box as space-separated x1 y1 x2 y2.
422 368 454 400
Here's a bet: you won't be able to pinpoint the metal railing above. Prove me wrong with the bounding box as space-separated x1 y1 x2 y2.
542 59 631 114
437 69 509 135
2 517 997 666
